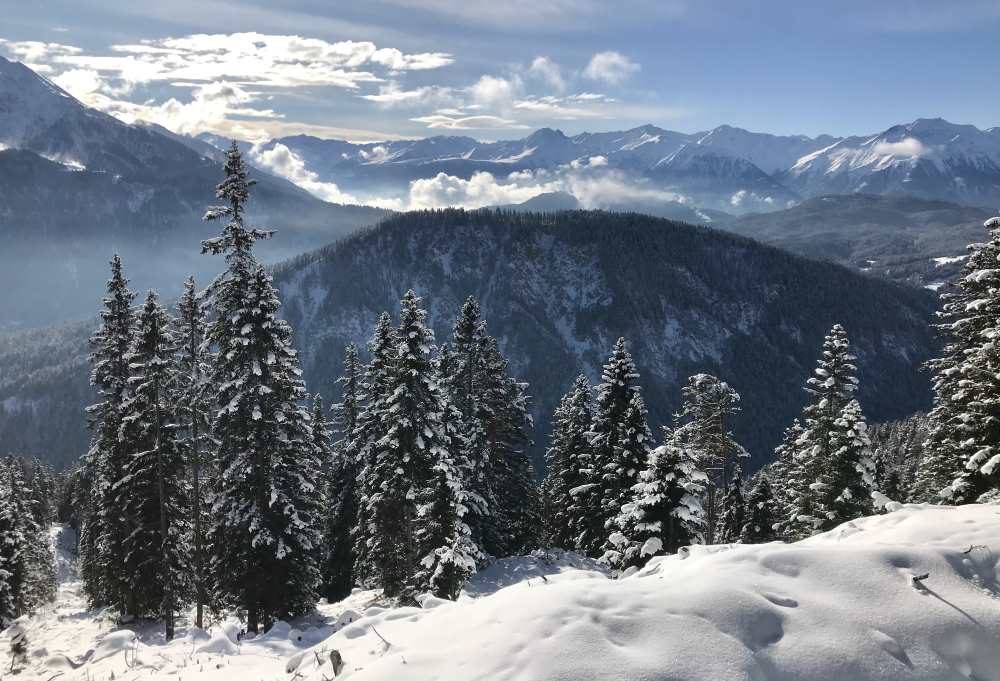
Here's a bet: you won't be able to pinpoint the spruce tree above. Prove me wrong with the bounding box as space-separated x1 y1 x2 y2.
356 291 447 598
119 291 191 639
410 365 482 600
541 375 594 550
81 255 135 610
770 419 803 539
203 145 321 633
739 472 778 543
716 459 746 543
605 432 708 573
924 215 1000 502
582 338 642 557
783 325 877 536
352 314 398 588
175 277 212 629
671 373 746 544
322 343 363 602
599 392 652 556
478 337 539 557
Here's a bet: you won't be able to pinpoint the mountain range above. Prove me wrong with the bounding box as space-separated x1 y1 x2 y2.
241 118 1000 215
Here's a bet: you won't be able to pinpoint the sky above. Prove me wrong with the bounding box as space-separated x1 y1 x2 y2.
1 0 998 143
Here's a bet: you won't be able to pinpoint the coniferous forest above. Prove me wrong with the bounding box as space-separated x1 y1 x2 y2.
2 144 999 646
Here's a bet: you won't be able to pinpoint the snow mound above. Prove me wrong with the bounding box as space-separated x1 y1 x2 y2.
462 548 610 597
292 504 1000 680
11 506 1000 681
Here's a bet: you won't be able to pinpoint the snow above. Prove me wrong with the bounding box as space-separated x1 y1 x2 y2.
934 255 968 267
7 506 1000 680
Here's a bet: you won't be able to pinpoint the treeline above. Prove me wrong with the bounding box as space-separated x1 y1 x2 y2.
541 323 882 573
0 456 59 625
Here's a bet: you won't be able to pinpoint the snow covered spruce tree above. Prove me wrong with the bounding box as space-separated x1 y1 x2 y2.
352 313 397 588
410 345 483 599
770 419 805 539
355 291 449 598
175 277 212 628
541 374 594 550
0 458 56 622
203 144 323 633
739 471 778 543
604 429 708 573
671 373 747 544
477 336 540 557
118 291 192 638
921 215 1000 503
716 459 746 544
321 344 362 601
444 297 538 558
579 337 644 557
782 325 877 537
80 254 135 610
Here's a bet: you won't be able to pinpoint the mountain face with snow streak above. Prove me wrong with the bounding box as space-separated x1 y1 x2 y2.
780 118 1000 207
239 118 1000 216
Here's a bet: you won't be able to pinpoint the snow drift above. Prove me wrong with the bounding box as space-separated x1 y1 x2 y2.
6 505 1000 680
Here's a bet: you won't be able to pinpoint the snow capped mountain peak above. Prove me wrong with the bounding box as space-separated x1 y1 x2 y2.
0 56 89 148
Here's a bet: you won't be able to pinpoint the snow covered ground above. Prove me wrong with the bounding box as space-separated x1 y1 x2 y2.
4 504 999 680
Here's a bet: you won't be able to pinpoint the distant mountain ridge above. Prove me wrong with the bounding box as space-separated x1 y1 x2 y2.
230 117 1000 215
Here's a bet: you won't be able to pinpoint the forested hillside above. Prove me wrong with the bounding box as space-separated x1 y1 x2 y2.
272 209 937 468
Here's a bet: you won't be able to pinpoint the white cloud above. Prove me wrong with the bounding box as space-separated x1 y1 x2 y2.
249 142 393 206
528 56 565 92
468 74 522 109
360 82 456 109
408 170 563 209
583 51 640 85
872 137 927 157
410 112 529 130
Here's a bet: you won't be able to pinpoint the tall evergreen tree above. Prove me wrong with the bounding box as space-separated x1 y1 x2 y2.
739 471 778 543
0 458 55 621
782 325 877 537
203 145 322 633
671 374 746 544
716 459 746 544
352 314 397 588
581 338 642 557
478 337 539 557
322 343 363 602
605 431 708 573
541 375 594 550
119 291 191 639
410 355 483 600
81 255 135 610
770 419 803 539
923 215 1000 503
356 291 447 598
175 277 212 628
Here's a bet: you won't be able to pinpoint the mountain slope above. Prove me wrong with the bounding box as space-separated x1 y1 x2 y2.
781 119 1000 208
272 209 935 469
723 194 994 287
0 56 388 328
0 210 935 470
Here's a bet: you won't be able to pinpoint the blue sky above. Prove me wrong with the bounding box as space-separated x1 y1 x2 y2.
2 0 998 141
